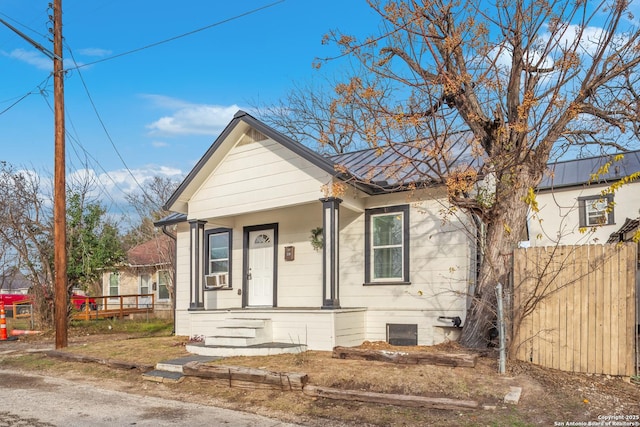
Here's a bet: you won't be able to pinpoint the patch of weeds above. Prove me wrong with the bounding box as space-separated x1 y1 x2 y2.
2 354 57 370
293 350 311 367
484 409 534 427
69 318 173 336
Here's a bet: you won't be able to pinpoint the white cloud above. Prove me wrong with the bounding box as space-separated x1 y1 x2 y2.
77 48 112 57
66 165 183 205
3 48 52 70
151 140 169 148
142 95 244 136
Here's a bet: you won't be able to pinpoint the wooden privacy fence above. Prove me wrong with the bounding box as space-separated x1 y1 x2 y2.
511 243 637 377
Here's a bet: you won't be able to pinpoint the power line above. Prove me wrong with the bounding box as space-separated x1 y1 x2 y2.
0 77 51 116
66 1 285 71
66 47 158 209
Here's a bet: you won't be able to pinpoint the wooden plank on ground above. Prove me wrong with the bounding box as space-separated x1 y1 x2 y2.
303 385 479 411
331 347 477 367
44 350 154 372
182 362 308 391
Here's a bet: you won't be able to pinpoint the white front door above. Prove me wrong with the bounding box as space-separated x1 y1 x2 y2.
247 228 275 306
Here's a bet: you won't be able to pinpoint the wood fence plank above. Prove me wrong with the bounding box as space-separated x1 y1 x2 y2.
609 246 620 375
624 243 636 377
561 250 577 372
587 246 597 373
558 248 567 372
511 248 524 361
571 247 582 373
602 246 612 375
595 245 605 374
578 245 590 373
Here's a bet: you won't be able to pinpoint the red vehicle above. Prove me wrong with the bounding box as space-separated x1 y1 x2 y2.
0 293 97 316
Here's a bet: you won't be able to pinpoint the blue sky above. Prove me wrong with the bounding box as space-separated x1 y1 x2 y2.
0 0 377 216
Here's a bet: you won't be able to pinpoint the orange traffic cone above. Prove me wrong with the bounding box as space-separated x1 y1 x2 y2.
0 301 7 340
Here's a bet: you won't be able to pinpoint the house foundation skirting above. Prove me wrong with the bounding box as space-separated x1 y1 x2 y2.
181 307 366 351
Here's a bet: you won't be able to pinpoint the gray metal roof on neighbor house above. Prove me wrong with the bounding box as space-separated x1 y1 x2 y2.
539 149 640 190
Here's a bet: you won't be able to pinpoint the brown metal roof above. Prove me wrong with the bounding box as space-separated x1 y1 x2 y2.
126 236 173 267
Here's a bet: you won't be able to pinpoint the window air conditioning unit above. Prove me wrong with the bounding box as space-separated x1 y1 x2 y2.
205 273 227 288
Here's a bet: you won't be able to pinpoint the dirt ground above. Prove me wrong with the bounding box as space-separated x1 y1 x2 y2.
1 331 639 427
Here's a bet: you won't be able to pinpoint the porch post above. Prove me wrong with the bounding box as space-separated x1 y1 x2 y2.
320 197 341 309
189 219 207 310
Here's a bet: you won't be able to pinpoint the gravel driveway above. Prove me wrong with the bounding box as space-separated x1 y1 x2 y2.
0 369 301 427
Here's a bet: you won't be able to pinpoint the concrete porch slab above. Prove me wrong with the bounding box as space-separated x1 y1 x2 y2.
186 342 306 358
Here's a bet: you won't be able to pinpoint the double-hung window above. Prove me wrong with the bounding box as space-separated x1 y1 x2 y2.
204 228 232 288
158 270 171 300
365 205 410 284
139 273 151 295
108 272 119 296
578 194 614 227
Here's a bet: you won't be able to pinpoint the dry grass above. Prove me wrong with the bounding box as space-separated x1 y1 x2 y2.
2 321 639 427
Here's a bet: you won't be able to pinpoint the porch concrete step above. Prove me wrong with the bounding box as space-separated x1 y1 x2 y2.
204 318 272 347
155 355 221 373
186 342 307 358
219 318 270 328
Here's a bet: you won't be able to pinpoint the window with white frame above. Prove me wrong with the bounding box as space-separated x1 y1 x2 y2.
364 205 410 284
204 228 232 288
158 270 170 300
108 272 119 296
139 273 151 295
578 194 614 227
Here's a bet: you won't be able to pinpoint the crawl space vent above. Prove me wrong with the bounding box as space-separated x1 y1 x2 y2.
386 323 417 346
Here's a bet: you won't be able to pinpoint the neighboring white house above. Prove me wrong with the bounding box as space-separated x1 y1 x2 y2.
528 150 640 247
156 111 477 353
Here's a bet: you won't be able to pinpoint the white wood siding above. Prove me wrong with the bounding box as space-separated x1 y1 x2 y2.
174 224 192 336
530 182 640 246
189 139 331 219
340 195 471 314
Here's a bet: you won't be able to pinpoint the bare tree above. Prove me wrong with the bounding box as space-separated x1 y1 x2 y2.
124 176 180 248
255 78 384 154
301 0 640 347
0 163 54 326
124 176 181 315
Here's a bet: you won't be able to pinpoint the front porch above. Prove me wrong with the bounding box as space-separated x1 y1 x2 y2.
182 307 367 356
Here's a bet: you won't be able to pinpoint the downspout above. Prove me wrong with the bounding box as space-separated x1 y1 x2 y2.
161 225 177 335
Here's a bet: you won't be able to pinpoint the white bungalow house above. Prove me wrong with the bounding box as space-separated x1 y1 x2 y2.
156 111 477 355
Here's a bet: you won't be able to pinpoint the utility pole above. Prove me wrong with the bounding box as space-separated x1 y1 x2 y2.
53 0 68 349
0 1 67 348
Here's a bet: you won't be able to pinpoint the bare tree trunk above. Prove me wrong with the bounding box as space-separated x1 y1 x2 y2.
459 170 534 348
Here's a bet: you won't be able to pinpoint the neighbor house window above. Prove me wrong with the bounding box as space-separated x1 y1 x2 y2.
139 273 151 295
158 270 171 300
109 272 119 296
204 228 232 288
578 194 614 227
364 205 410 284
